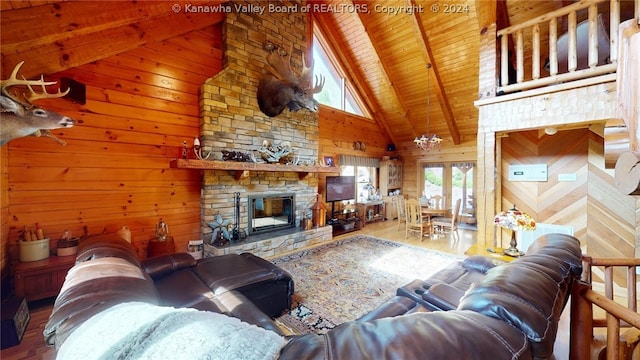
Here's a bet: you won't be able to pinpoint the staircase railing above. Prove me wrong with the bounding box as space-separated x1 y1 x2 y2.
496 0 638 94
570 256 640 360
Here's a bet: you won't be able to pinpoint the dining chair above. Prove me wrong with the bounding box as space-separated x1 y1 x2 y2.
432 198 461 234
405 198 433 240
396 196 407 229
430 195 444 209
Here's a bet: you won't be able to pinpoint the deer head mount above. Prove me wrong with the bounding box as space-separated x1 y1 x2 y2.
257 43 325 117
1 61 75 146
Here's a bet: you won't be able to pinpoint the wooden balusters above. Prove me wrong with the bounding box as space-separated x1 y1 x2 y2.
495 0 629 94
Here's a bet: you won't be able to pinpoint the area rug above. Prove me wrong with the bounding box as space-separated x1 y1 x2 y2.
271 235 460 335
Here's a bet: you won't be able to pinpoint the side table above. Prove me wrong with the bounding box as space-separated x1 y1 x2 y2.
357 201 386 226
464 244 518 263
14 255 75 302
148 236 175 258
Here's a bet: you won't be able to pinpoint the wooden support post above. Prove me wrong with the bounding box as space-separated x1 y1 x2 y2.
570 281 593 360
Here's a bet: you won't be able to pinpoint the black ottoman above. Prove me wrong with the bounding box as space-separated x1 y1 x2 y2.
195 253 294 318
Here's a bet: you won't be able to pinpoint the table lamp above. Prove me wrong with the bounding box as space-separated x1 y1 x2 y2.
494 205 536 257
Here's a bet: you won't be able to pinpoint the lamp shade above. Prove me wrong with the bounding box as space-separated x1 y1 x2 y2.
494 205 536 231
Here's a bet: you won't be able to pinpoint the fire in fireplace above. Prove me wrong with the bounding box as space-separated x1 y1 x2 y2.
247 193 295 235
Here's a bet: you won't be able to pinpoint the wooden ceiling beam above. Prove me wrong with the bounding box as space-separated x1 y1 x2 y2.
408 0 461 145
312 10 399 147
1 1 225 78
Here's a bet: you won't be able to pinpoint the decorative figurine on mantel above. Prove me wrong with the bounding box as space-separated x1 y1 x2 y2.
221 150 256 162
258 140 293 163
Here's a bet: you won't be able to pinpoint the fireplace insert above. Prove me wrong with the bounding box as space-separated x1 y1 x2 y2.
248 193 295 235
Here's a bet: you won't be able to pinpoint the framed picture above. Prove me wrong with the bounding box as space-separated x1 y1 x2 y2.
323 156 335 167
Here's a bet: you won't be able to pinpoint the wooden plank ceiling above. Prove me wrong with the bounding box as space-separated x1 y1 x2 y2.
1 0 576 148
312 0 570 147
0 1 225 78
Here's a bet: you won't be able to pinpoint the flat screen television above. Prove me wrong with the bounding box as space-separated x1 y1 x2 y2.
326 176 356 202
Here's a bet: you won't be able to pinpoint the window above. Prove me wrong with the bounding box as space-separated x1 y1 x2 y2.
341 165 377 202
421 162 475 216
423 164 445 200
451 163 474 216
313 25 369 117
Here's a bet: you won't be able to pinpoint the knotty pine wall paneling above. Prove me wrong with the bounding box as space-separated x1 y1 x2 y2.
3 26 223 266
318 106 390 161
317 106 390 209
1 145 8 278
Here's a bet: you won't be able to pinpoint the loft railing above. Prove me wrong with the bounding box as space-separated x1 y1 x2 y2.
497 0 639 94
570 256 640 360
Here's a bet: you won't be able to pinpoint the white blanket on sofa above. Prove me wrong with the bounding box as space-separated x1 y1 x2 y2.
57 302 286 360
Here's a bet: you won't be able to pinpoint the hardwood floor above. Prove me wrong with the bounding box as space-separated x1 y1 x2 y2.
348 219 478 257
0 221 477 360
1 298 57 360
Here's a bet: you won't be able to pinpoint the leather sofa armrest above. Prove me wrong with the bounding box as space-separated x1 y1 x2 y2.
215 290 284 335
462 255 498 273
142 253 197 280
356 296 421 322
422 283 465 311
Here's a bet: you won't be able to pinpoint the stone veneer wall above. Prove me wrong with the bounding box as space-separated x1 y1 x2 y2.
198 0 326 250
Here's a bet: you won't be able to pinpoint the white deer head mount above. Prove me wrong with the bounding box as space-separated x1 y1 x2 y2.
1 61 75 146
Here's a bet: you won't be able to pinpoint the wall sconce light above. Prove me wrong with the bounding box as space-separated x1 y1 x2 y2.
354 141 366 152
194 137 211 160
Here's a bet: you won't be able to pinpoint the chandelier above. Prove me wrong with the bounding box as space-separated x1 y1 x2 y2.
414 63 442 151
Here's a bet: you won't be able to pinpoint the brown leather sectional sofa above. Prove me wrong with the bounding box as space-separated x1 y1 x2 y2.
44 233 582 359
44 234 294 347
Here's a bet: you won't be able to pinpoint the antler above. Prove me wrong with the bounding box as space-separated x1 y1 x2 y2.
310 74 325 94
299 55 324 94
1 61 69 105
265 45 299 85
25 79 70 103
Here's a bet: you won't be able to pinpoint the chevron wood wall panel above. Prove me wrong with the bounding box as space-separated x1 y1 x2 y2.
501 129 589 244
586 132 637 285
502 129 637 285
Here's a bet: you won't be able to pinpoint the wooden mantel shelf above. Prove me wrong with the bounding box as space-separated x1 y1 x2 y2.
170 159 340 180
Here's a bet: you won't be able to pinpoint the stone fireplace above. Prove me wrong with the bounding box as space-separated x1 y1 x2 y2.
247 193 295 235
198 1 332 257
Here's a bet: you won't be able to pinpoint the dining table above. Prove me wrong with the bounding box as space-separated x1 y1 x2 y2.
421 206 451 221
